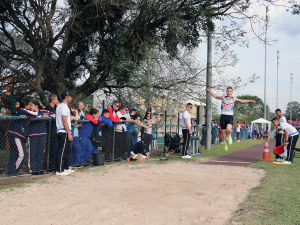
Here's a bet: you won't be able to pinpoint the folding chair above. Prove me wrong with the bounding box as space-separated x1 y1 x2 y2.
291 148 300 163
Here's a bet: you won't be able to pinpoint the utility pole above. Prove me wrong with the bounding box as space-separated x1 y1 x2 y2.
290 73 294 124
276 50 279 110
205 18 212 150
263 6 268 120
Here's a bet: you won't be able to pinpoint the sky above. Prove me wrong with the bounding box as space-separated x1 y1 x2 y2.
195 3 300 114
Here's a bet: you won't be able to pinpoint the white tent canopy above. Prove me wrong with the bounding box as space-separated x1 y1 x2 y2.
250 118 271 138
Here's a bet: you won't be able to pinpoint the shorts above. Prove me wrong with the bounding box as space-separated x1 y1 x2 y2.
237 132 240 135
220 115 233 130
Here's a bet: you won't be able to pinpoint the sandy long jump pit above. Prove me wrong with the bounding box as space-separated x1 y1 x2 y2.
0 162 265 225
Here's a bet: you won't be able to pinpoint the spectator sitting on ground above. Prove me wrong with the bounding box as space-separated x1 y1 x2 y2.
78 101 85 119
45 94 59 113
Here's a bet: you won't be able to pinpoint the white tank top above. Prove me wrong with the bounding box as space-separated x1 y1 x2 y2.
221 96 235 115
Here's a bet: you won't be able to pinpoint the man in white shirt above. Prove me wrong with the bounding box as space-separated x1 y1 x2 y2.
272 117 299 163
55 90 75 175
274 109 287 161
182 103 193 159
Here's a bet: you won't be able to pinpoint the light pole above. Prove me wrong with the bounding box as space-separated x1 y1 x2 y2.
290 73 294 124
276 50 279 110
263 6 268 120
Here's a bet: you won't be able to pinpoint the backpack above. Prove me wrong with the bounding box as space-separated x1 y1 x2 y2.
173 133 180 143
134 141 146 155
164 133 173 146
89 130 106 147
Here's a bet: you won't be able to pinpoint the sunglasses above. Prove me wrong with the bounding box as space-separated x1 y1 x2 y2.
114 104 120 108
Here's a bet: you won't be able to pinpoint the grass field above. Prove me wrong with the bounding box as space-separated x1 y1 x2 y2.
229 141 300 224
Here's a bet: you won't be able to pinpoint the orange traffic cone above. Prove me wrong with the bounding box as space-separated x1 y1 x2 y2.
262 137 271 161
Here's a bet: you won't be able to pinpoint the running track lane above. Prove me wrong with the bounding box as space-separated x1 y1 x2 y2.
201 139 276 167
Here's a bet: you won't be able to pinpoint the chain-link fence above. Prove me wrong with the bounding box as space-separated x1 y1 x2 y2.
0 115 255 178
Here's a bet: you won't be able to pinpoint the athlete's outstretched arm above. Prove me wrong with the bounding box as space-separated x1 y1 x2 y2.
234 97 256 105
205 89 223 100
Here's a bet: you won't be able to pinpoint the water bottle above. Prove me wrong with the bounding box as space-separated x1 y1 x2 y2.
21 126 25 133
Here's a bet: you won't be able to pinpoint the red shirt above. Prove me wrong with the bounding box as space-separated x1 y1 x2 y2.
107 107 119 123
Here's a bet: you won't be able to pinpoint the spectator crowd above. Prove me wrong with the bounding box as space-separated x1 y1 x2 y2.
2 91 159 176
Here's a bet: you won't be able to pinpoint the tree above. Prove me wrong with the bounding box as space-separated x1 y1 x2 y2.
285 101 300 120
234 95 270 124
0 0 294 106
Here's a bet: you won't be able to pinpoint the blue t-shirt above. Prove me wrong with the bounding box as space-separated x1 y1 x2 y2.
124 113 131 131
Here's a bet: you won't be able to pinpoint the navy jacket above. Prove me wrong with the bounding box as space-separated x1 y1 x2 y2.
28 110 55 136
8 108 38 138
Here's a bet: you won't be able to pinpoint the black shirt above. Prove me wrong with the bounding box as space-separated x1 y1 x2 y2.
45 104 56 113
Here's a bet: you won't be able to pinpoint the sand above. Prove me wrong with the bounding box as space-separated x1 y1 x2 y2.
0 162 265 225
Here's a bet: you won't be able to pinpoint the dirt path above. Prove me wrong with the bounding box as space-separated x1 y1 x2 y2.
0 162 265 225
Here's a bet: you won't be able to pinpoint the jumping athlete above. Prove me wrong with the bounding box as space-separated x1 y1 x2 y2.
206 87 256 150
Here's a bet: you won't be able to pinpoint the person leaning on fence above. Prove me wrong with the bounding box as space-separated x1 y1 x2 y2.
7 99 39 176
108 101 122 123
182 103 193 158
45 94 59 113
69 104 81 166
143 112 159 153
124 105 139 156
55 90 75 176
28 101 55 174
78 108 101 164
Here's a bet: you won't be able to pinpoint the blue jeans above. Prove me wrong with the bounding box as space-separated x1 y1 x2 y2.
131 132 138 152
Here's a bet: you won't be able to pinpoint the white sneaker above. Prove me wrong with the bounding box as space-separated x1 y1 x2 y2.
282 161 291 164
64 169 75 173
56 171 70 176
182 155 192 159
275 158 284 162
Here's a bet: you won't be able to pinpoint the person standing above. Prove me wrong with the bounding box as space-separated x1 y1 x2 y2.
78 102 85 119
272 118 299 163
182 103 193 158
55 90 75 175
274 109 287 161
211 120 217 144
236 121 241 142
206 88 256 151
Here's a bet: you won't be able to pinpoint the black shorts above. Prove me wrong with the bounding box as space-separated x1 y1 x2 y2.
237 132 240 135
220 115 233 130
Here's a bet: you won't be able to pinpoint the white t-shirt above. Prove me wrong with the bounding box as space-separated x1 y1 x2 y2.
144 119 154 134
116 111 126 132
56 102 71 133
280 122 299 136
182 110 191 129
277 116 287 133
236 124 240 132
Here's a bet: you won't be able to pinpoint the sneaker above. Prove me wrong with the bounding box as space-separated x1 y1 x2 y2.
237 140 240 142
56 171 70 176
282 161 291 164
65 169 75 173
275 158 284 162
182 155 192 159
223 145 228 151
228 136 233 145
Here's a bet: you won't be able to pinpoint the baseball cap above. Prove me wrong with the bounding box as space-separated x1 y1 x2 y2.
61 90 75 99
126 105 132 110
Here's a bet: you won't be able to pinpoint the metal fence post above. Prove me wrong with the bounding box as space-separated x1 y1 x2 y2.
46 118 51 174
164 110 167 137
112 124 115 162
10 87 14 115
177 113 179 134
102 100 105 110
